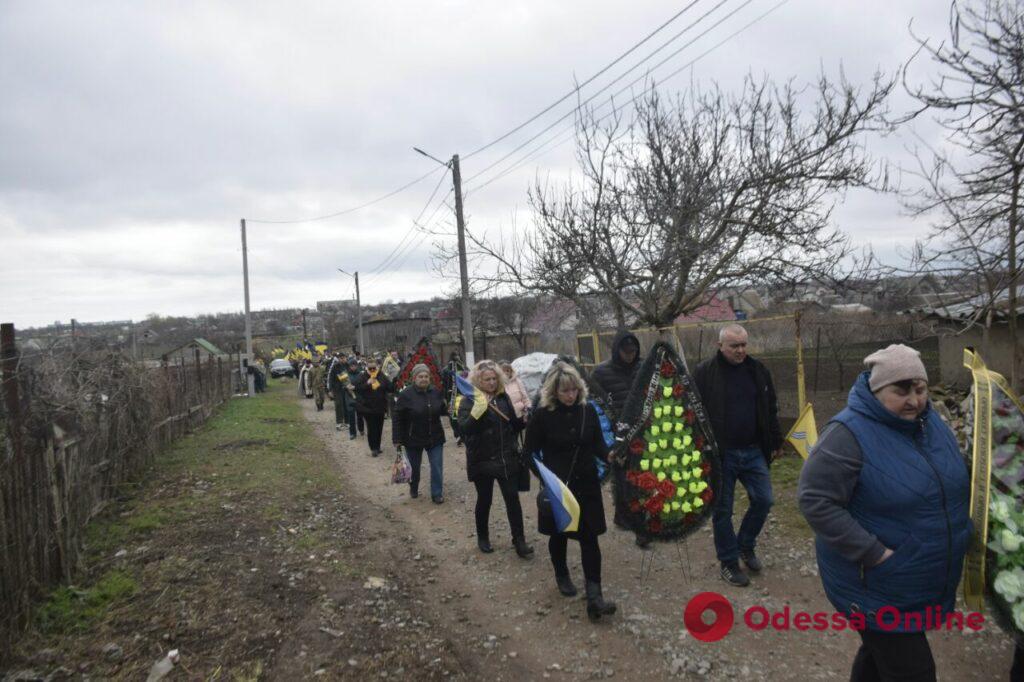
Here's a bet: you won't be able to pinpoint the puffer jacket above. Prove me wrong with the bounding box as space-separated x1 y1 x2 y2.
811 372 971 632
457 392 524 481
590 330 641 417
392 385 447 449
504 375 531 419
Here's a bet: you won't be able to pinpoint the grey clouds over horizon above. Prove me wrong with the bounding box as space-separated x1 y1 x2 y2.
0 0 952 328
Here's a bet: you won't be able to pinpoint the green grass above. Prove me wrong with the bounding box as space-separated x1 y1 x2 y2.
35 570 138 634
32 380 343 640
771 454 812 539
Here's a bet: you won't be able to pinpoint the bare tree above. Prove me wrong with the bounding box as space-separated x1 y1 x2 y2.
475 294 544 353
904 0 1024 387
451 72 895 329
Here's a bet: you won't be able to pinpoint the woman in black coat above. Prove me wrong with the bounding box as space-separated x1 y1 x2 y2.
523 362 616 621
392 364 447 503
457 360 532 558
353 357 392 456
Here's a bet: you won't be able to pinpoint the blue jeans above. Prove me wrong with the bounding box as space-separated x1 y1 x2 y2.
407 443 444 499
712 446 774 564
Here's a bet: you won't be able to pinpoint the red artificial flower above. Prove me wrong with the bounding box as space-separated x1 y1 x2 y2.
701 461 711 476
648 518 663 534
672 383 684 398
644 496 664 515
694 435 705 450
628 499 643 514
684 513 699 525
660 360 676 378
625 470 639 484
685 410 695 425
701 488 714 504
635 472 659 492
629 438 646 456
658 480 676 499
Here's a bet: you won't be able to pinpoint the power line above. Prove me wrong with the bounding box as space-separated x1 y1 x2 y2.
246 165 445 225
463 0 706 160
462 0 744 187
465 0 788 195
366 169 450 275
362 190 453 286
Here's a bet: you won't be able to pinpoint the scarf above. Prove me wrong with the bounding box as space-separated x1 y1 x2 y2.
368 368 381 390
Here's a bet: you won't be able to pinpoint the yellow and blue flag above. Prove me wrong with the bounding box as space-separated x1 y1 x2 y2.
534 455 580 533
455 374 488 420
786 402 819 460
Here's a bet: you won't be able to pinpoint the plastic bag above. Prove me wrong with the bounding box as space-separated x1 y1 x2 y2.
391 452 412 484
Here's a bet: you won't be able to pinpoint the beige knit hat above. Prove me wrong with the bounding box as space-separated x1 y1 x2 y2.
864 344 928 391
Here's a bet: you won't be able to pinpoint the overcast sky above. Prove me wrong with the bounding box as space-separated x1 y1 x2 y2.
0 0 954 328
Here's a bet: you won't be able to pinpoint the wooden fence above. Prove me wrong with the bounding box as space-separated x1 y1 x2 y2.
0 323 235 656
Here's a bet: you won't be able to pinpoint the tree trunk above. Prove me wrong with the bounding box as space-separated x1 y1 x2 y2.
1009 162 1020 390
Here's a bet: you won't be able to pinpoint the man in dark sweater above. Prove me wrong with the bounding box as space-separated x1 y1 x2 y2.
693 324 782 587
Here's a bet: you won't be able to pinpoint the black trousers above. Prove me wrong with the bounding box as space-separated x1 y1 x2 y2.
851 630 935 682
1012 643 1024 682
332 388 347 425
473 476 524 540
362 413 385 452
548 534 601 584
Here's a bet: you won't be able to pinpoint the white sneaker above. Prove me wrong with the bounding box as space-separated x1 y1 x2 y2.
335 424 342 431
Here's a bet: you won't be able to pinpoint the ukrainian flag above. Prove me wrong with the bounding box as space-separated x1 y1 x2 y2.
786 403 819 460
455 374 488 420
534 455 580 533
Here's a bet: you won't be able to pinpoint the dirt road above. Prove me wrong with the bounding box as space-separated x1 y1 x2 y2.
302 396 1014 681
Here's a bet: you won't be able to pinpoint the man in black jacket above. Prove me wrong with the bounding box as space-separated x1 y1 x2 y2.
693 324 782 587
591 330 651 547
591 331 641 415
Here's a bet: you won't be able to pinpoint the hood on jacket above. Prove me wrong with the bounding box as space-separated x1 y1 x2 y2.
846 371 929 437
609 330 641 368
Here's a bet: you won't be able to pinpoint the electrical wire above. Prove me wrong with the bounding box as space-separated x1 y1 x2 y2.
246 165 445 225
361 190 453 286
463 0 706 160
366 169 450 275
464 0 789 195
462 0 745 186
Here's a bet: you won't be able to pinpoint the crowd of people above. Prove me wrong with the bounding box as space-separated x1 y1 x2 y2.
272 328 999 680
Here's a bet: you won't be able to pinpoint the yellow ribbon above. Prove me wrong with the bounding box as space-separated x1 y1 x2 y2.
962 349 1024 611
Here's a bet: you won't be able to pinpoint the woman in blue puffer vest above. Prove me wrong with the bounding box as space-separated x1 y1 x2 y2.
798 344 970 682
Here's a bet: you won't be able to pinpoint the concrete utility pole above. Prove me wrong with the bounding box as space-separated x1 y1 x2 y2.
450 154 475 367
338 269 364 355
240 218 255 397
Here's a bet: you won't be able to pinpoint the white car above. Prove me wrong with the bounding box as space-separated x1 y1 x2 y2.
269 358 295 378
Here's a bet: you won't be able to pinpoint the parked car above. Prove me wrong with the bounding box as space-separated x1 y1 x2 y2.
269 358 295 378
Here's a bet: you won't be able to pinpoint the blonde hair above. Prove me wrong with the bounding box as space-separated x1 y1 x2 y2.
538 362 588 410
469 360 507 395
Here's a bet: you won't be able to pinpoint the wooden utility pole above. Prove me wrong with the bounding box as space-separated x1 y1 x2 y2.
451 154 475 367
355 272 364 355
301 308 308 342
240 219 255 397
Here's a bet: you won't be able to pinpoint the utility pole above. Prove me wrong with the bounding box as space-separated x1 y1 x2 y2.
301 308 308 342
240 219 255 397
338 269 364 355
451 154 475 367
355 272 364 355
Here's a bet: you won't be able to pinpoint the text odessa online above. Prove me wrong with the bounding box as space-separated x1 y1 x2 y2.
742 605 985 633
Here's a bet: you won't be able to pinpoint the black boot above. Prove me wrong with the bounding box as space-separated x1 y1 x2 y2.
585 581 617 621
512 536 534 558
555 573 577 597
477 535 494 554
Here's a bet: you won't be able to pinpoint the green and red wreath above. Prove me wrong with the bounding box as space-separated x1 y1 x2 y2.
613 342 721 540
395 337 443 392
